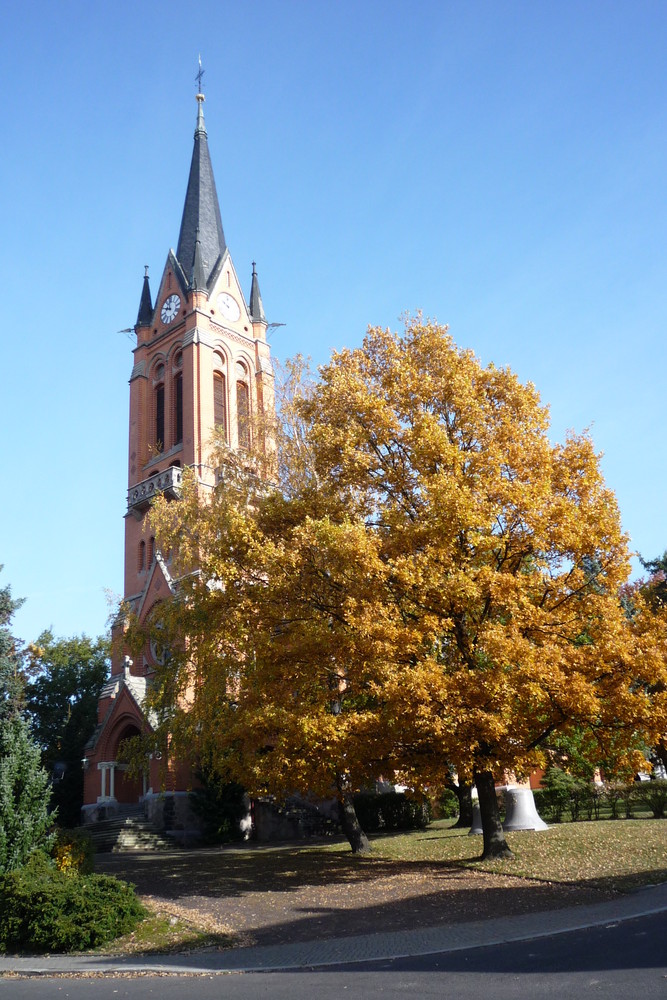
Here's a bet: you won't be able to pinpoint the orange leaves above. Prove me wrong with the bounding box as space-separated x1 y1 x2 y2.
145 317 665 803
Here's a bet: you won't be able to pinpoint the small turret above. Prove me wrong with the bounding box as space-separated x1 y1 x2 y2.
136 266 153 326
249 261 266 324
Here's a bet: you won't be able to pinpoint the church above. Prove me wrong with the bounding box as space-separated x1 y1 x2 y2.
82 87 274 832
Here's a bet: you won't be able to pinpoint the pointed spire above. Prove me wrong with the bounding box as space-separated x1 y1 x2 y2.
191 228 208 292
136 266 153 326
249 261 266 324
175 90 226 291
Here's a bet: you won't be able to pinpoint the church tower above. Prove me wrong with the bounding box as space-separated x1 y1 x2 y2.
82 88 274 821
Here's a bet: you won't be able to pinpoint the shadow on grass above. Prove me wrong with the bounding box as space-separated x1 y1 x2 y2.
91 840 666 952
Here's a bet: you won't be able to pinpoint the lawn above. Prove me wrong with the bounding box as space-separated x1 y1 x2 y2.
372 818 667 891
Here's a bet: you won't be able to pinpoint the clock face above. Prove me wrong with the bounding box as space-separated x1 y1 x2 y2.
217 292 240 322
160 294 181 324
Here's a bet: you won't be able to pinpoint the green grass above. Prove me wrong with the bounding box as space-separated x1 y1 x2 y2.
92 902 237 956
371 818 667 892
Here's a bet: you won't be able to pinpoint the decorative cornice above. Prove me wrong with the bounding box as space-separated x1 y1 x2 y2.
209 319 255 348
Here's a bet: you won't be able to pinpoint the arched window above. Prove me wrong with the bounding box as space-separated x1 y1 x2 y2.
213 371 227 440
236 361 250 449
149 536 156 564
173 373 183 445
138 540 146 573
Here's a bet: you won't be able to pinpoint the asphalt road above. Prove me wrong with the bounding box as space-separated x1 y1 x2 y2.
3 911 666 1000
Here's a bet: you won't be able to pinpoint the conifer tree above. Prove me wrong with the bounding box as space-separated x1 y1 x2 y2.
0 566 26 721
0 714 54 873
0 567 54 872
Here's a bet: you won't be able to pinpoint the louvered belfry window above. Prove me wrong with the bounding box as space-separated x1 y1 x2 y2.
174 373 183 445
155 384 165 452
237 380 250 449
213 372 227 440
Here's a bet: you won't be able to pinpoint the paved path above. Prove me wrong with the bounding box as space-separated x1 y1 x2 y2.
1 880 666 975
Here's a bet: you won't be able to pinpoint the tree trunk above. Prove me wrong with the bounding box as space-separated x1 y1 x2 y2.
451 779 474 828
338 790 371 854
474 768 514 860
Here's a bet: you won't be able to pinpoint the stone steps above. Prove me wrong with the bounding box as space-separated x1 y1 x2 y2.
86 815 176 853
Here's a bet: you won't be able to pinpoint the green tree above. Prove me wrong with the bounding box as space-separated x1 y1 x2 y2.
640 550 667 611
0 569 54 872
0 715 54 873
0 566 26 721
26 632 109 827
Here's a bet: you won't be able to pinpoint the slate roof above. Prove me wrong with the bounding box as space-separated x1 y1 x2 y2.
175 96 226 291
249 261 266 323
136 268 153 326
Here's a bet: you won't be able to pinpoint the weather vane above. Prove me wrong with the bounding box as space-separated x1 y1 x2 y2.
196 55 205 94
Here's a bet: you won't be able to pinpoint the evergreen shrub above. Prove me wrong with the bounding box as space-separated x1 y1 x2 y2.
0 852 145 953
353 791 430 832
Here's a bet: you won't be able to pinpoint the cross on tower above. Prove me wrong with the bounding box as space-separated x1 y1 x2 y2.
196 56 205 94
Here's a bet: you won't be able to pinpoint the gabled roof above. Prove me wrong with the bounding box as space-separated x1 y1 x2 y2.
84 671 152 753
175 95 226 291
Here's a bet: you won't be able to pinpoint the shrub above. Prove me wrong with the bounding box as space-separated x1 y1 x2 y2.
582 783 602 821
635 779 667 819
353 792 430 832
568 777 589 821
0 851 145 953
436 788 459 819
52 828 95 875
621 783 636 818
539 767 576 822
603 782 626 819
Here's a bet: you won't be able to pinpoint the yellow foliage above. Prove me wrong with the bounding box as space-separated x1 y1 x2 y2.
145 319 667 803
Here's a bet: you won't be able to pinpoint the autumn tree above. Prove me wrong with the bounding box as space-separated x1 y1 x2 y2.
148 321 667 859
297 320 667 856
147 452 394 853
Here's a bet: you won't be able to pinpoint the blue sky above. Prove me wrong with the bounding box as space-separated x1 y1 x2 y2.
2 1 666 644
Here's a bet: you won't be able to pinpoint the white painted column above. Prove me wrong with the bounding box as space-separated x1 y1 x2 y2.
109 764 115 800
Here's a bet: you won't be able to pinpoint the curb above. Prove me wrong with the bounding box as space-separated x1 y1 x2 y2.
2 881 666 976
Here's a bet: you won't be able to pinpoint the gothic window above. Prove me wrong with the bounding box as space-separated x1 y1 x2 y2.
213 371 227 440
149 536 155 564
174 373 183 445
138 540 146 573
